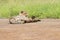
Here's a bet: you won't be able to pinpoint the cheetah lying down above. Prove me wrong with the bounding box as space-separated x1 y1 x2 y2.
9 16 41 24
9 11 41 24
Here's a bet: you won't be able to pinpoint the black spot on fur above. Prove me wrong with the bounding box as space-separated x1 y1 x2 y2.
31 16 36 19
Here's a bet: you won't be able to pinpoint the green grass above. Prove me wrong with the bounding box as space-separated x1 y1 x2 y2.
0 0 60 18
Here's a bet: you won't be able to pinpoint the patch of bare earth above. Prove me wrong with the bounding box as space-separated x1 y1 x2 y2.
0 19 60 40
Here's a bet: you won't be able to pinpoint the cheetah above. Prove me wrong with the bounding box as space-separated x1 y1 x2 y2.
9 11 41 24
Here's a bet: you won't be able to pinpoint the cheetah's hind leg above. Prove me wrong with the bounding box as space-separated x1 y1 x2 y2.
9 18 16 24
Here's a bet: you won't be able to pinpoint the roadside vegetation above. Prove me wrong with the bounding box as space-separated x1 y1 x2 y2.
0 0 60 18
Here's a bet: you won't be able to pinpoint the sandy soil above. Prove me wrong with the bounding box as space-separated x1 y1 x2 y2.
0 19 60 40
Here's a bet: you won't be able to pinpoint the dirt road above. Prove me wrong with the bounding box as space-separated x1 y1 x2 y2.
0 19 60 40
